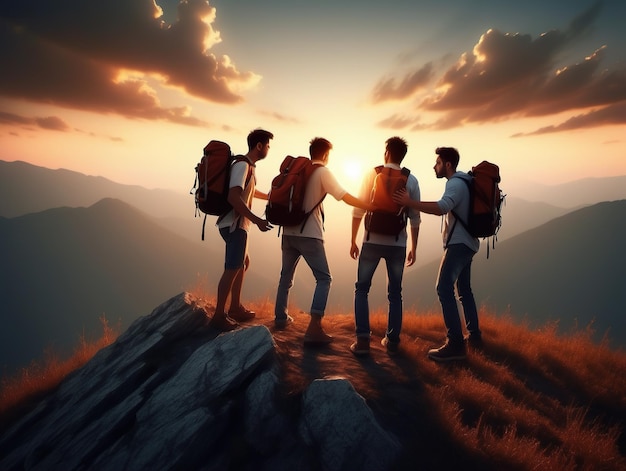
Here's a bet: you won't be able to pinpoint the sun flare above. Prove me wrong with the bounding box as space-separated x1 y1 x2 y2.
339 159 366 189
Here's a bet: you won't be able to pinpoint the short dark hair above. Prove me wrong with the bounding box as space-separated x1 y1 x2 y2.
309 137 333 160
436 147 460 168
386 137 408 164
247 129 273 151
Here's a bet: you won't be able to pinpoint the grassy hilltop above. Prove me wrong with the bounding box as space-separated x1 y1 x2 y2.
2 291 625 470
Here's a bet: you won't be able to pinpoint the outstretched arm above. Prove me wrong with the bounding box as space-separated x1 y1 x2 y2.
254 189 269 200
393 188 444 216
342 193 374 212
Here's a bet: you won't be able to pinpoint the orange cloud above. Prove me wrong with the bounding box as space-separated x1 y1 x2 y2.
0 0 259 124
374 1 626 134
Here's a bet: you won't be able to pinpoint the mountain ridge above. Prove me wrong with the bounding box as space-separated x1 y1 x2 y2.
0 198 269 374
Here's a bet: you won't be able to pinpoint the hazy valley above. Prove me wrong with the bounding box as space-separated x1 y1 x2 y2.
1 159 625 374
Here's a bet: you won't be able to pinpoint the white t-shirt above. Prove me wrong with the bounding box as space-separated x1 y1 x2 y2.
281 162 347 240
217 157 255 232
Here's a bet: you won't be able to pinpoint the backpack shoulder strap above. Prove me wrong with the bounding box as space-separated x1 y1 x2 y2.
447 175 472 245
299 162 326 233
233 155 254 186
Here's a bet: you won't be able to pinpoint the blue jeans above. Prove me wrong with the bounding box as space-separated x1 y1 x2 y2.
436 243 480 344
274 236 332 320
354 243 406 343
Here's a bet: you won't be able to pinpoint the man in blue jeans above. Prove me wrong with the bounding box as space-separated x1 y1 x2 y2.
274 137 372 345
349 137 421 356
394 146 481 362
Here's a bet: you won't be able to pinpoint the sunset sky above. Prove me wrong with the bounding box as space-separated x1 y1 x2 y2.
1 0 625 203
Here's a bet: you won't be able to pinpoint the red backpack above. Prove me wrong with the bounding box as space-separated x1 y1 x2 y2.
451 161 504 255
364 165 410 239
265 156 324 231
190 140 251 239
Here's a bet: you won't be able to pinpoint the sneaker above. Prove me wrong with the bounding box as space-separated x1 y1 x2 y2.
274 315 294 329
228 306 256 322
465 333 483 350
350 337 370 356
427 340 466 362
381 336 399 355
210 314 238 332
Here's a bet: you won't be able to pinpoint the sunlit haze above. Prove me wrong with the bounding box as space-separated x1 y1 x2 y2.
1 0 625 209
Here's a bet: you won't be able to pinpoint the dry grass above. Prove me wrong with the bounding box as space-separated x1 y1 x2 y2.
0 315 118 425
194 287 626 470
2 289 625 470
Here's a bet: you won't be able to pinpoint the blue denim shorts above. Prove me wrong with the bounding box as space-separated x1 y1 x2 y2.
219 227 248 270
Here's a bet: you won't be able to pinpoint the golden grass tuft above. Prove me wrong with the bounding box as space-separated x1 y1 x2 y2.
0 315 118 423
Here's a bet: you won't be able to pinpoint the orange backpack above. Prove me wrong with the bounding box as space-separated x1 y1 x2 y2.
364 166 410 239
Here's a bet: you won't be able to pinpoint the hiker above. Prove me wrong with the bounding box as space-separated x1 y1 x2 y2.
394 146 481 362
273 137 373 345
211 129 274 331
349 137 421 356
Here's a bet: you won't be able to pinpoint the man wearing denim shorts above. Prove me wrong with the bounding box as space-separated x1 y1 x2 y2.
349 137 421 356
211 129 274 331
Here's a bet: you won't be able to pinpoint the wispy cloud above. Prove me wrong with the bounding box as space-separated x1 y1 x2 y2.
0 0 259 125
374 1 626 134
0 110 71 131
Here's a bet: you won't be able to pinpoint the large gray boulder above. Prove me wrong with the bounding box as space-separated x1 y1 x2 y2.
0 293 401 470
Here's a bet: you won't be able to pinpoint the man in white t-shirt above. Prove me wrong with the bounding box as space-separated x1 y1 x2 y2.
274 137 372 344
211 129 274 332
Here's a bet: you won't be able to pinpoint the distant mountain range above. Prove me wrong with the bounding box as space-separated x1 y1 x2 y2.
1 159 626 373
0 198 269 375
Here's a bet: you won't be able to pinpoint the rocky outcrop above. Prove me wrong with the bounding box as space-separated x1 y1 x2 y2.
0 293 401 470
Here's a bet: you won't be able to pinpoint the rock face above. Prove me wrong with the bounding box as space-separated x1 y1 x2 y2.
0 293 401 470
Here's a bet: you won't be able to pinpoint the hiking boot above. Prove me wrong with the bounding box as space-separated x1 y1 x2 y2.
381 336 399 355
304 330 334 345
210 313 238 332
427 340 466 362
465 333 483 350
228 306 256 322
304 314 333 345
274 315 294 329
350 337 370 356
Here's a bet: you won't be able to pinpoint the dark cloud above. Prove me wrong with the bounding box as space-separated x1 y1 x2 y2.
371 62 434 103
0 110 71 131
374 1 626 134
513 100 626 136
0 0 258 125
